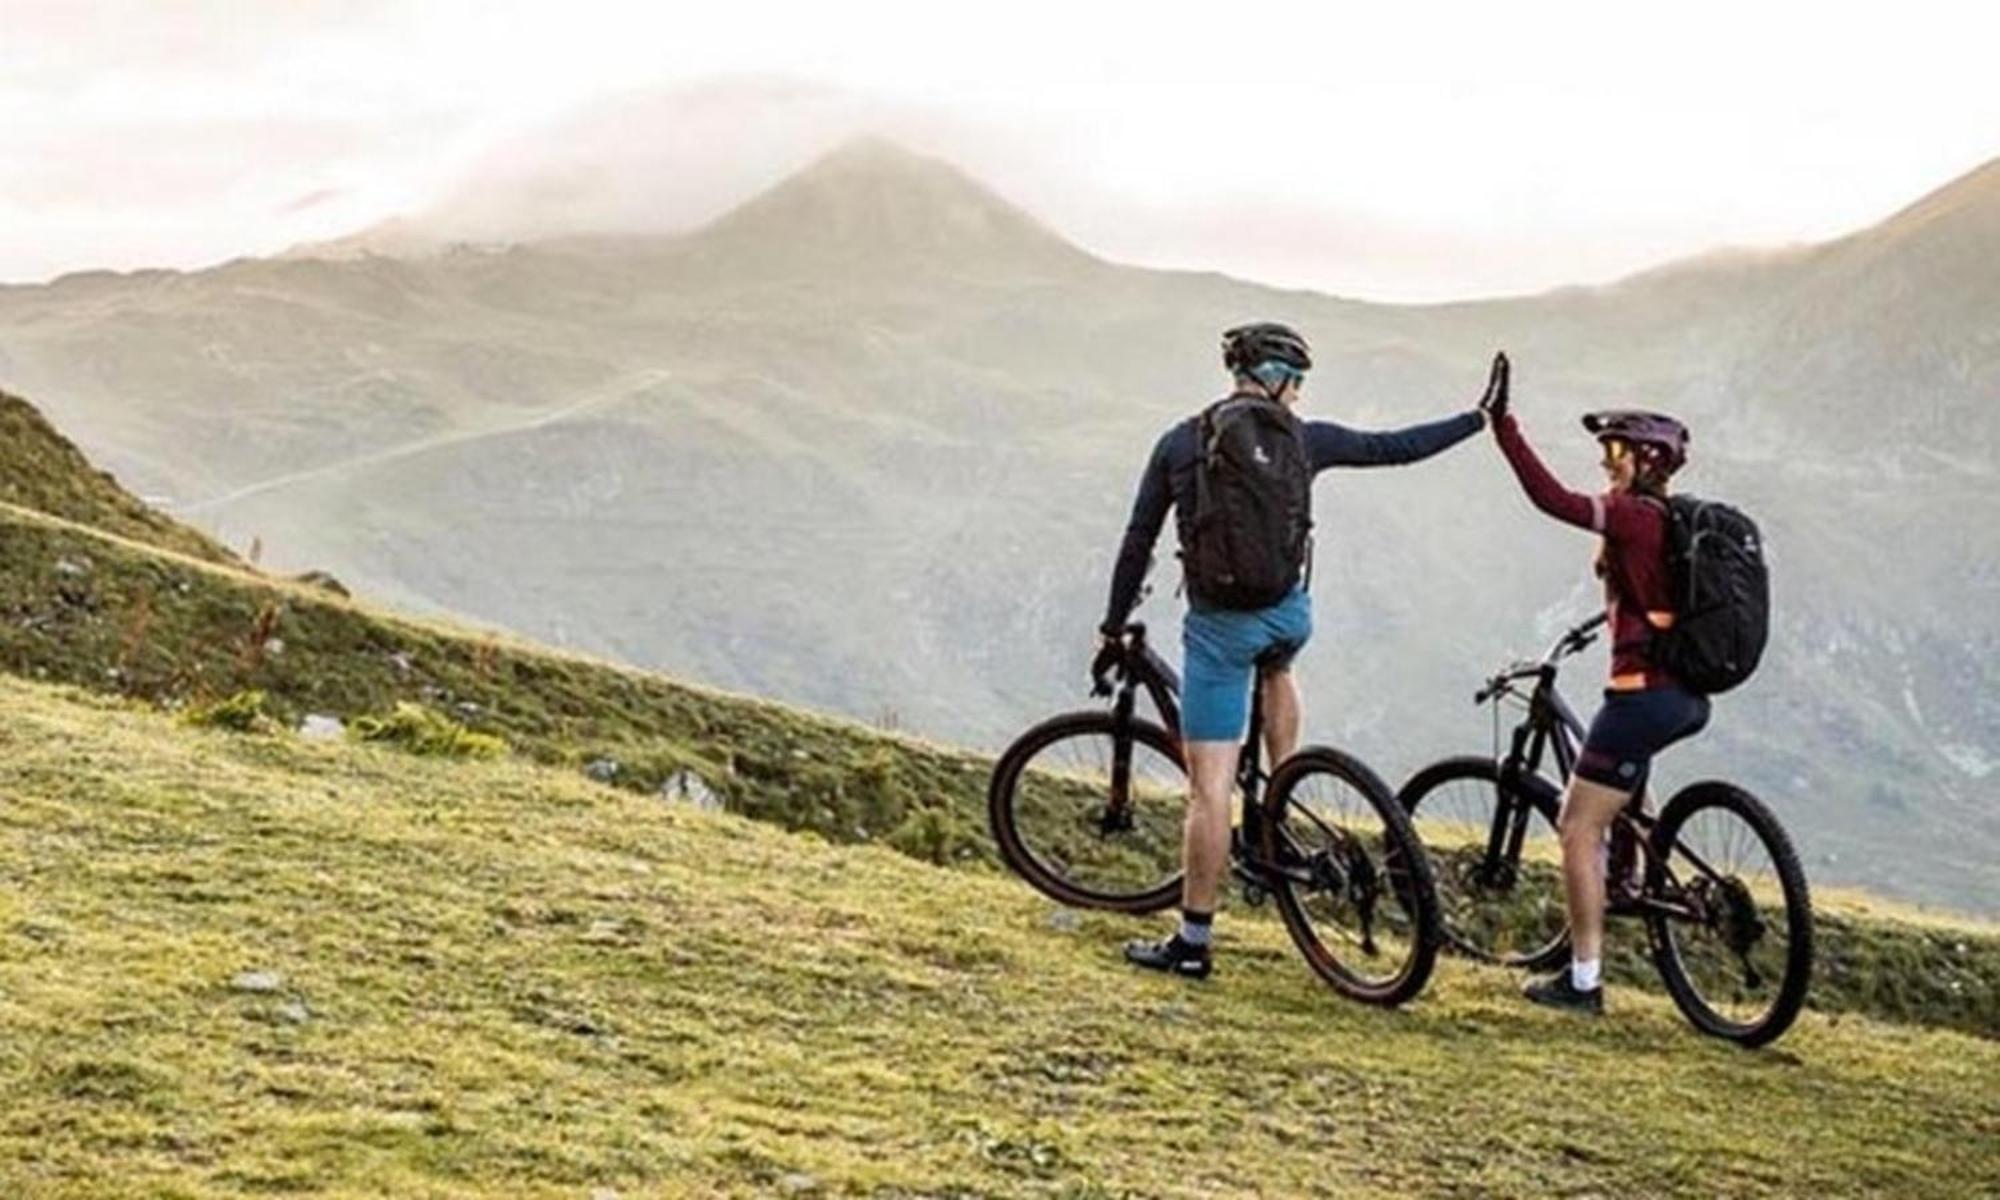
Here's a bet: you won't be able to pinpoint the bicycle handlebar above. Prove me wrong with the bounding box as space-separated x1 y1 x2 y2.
1542 612 1607 665
1474 614 1607 705
1474 660 1543 705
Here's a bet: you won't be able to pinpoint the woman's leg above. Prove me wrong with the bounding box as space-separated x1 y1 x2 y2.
1559 774 1636 968
1535 686 1711 1004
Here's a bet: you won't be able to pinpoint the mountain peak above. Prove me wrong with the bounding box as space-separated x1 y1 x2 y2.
690 135 1091 275
1868 155 2000 243
808 133 951 174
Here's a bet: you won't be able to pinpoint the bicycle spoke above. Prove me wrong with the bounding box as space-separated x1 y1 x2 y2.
1273 764 1425 986
1657 806 1794 1027
1008 725 1184 901
1404 762 1565 966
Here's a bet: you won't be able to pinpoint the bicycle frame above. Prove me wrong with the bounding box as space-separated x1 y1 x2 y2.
1477 615 1728 924
1500 668 1588 791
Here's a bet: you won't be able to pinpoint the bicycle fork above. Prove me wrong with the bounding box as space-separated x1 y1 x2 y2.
1101 686 1138 835
1486 761 1556 891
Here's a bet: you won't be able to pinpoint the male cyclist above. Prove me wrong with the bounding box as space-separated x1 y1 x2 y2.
1479 353 1707 1014
1104 323 1487 979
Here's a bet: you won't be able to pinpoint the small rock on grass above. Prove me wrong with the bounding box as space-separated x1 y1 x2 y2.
661 770 724 813
778 1174 820 1195
299 714 344 740
231 970 284 994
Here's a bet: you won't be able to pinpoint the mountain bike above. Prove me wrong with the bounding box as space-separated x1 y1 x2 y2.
988 622 1440 1006
1399 613 1813 1045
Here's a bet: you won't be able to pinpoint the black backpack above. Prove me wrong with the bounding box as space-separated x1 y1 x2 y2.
1183 396 1312 610
1649 495 1770 694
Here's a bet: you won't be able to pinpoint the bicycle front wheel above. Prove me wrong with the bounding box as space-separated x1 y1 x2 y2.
1262 747 1440 1007
1400 756 1569 970
987 710 1186 913
1645 781 1814 1047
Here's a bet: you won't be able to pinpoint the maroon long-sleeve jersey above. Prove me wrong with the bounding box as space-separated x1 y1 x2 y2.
1492 412 1678 690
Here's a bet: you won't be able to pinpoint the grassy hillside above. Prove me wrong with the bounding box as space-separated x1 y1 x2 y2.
1 494 1997 1041
0 499 991 869
0 389 237 566
0 675 1995 1198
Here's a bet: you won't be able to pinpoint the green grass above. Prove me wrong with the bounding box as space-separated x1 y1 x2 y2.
0 674 1994 1198
1418 847 2000 1040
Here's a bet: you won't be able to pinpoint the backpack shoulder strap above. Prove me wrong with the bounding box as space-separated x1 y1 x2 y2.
1604 493 1675 649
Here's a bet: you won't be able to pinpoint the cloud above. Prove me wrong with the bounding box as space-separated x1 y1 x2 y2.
3 2 1998 295
279 187 348 215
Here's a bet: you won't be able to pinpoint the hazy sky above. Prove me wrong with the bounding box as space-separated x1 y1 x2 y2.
5 0 1998 299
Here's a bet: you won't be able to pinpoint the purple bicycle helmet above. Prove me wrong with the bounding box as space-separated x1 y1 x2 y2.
1583 410 1690 474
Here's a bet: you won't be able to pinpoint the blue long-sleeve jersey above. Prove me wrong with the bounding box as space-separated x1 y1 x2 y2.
1102 399 1485 630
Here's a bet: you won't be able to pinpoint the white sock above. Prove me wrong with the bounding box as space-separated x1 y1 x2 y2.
1571 957 1602 991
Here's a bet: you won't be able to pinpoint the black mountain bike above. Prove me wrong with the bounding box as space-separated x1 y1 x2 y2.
988 622 1440 1007
1399 613 1813 1046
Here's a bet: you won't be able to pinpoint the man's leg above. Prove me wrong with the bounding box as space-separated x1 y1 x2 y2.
1124 737 1237 977
1181 739 1243 914
1128 608 1254 978
1259 667 1302 768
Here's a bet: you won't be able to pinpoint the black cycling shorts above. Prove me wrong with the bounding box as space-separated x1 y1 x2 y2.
1574 685 1711 794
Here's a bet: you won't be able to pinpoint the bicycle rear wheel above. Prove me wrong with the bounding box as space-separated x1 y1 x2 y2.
1400 756 1569 970
1645 782 1813 1047
1262 747 1440 1006
987 710 1185 913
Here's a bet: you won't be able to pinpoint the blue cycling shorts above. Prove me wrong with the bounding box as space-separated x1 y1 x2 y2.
1180 586 1313 742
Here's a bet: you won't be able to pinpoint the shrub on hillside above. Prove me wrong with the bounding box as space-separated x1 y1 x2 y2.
350 702 506 760
181 689 277 734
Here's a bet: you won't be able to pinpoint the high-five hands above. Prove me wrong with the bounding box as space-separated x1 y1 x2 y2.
1479 351 1510 423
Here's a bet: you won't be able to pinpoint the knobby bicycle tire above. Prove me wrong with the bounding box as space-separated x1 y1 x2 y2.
988 709 1185 914
1262 746 1440 1006
1645 781 1814 1047
1399 756 1570 971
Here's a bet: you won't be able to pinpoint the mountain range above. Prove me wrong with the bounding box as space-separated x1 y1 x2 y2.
1 135 1995 912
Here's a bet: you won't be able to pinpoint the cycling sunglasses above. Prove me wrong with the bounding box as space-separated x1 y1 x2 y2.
1252 361 1307 391
1599 437 1633 466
